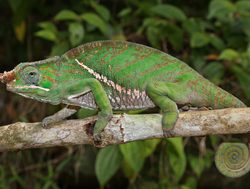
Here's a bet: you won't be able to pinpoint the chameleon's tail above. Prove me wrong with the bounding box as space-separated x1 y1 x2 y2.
215 143 250 178
204 80 247 109
216 87 246 108
212 85 249 178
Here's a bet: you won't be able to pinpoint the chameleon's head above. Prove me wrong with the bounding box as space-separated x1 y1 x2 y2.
0 56 61 103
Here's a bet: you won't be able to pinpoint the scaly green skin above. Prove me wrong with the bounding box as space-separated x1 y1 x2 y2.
0 40 248 177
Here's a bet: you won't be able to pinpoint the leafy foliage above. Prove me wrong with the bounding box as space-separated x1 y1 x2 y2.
0 0 250 188
95 145 123 187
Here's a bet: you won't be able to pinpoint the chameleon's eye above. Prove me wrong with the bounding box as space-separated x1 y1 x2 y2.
21 66 40 85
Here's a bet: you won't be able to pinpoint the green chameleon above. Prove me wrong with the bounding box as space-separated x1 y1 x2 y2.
0 40 249 177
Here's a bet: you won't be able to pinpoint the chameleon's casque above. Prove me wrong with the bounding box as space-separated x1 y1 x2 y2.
0 40 248 178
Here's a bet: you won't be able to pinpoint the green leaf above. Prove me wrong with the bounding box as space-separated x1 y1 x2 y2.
91 2 110 21
181 177 197 189
208 0 236 19
95 145 123 187
151 4 186 22
54 9 79 21
209 135 220 148
164 24 183 50
209 35 225 50
81 12 108 34
118 8 132 17
203 150 214 169
120 140 160 173
188 150 214 177
146 26 161 48
191 32 210 48
219 49 239 61
231 66 250 100
143 139 161 157
68 22 84 46
236 0 250 12
50 41 69 56
191 54 206 72
35 30 57 42
120 142 146 173
202 62 224 85
122 160 137 180
188 154 204 177
240 17 250 38
14 21 26 42
182 18 203 34
38 22 58 33
166 138 186 181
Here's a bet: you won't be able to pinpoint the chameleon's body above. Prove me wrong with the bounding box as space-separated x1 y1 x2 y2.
0 40 249 177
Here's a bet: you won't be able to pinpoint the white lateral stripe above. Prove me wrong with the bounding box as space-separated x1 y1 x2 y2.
74 58 146 98
67 90 91 99
16 85 50 91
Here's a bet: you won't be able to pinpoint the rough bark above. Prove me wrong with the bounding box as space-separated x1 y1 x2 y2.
0 108 250 152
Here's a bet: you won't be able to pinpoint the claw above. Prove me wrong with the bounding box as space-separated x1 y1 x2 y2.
41 117 54 129
93 133 102 142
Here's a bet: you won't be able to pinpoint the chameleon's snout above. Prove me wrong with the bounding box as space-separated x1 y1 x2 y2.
0 71 15 84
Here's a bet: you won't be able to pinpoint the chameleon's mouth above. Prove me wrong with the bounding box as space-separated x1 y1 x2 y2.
7 85 45 100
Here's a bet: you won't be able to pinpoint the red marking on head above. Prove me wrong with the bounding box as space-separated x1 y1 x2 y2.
0 71 15 84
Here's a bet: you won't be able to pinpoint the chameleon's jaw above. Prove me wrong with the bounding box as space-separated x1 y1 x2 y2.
7 85 50 93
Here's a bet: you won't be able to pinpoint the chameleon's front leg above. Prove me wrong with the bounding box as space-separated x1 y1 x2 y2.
42 106 78 128
65 78 113 140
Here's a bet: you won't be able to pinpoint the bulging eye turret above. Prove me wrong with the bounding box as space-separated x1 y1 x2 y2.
22 66 40 85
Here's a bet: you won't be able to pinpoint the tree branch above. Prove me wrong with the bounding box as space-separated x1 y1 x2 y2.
0 108 250 152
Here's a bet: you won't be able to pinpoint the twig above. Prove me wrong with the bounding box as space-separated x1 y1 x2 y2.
0 108 250 152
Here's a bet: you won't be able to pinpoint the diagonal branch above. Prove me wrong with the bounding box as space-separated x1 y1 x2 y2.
0 108 250 152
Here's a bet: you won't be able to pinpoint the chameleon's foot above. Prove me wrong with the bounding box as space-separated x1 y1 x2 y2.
93 112 113 142
162 111 178 131
180 105 211 112
180 104 192 112
197 106 212 111
42 116 58 128
215 142 250 178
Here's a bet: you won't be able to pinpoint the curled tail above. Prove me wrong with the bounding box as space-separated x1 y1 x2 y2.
215 143 250 177
212 87 248 177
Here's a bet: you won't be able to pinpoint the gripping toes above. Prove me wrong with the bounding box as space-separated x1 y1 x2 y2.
162 111 179 131
42 116 56 128
93 112 113 141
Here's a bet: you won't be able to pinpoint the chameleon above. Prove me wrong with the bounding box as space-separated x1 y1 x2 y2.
0 40 249 177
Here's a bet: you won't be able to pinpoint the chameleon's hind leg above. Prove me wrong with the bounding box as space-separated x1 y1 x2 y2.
146 81 179 131
42 106 78 128
215 142 250 177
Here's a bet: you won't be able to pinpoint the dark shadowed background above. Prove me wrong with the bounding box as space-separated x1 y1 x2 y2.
0 0 250 188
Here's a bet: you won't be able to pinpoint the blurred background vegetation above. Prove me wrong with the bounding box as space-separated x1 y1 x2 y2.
0 0 250 188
